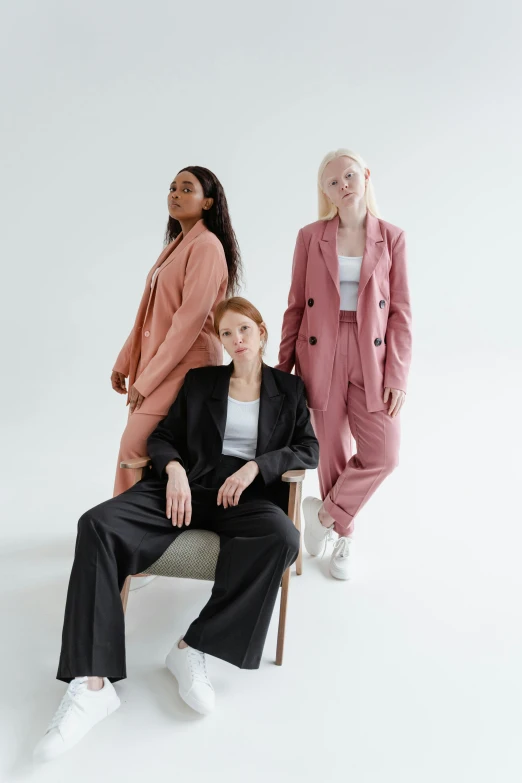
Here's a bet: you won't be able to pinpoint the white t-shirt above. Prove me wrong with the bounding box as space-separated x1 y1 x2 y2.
338 255 363 311
222 396 260 460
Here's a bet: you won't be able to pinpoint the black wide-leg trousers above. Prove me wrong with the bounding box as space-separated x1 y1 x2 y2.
57 456 300 683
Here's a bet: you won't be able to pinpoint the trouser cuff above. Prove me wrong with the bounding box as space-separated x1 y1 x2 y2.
322 496 355 537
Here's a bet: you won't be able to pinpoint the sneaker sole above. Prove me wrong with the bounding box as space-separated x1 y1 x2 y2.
165 654 214 715
302 497 327 557
33 694 121 762
329 563 352 580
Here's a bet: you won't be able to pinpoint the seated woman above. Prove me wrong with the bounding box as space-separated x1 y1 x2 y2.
34 296 319 763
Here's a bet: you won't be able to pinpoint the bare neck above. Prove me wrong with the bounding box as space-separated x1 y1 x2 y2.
231 359 263 385
178 216 202 237
338 204 367 231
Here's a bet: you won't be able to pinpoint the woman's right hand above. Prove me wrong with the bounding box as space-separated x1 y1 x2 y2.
165 461 192 527
111 370 127 394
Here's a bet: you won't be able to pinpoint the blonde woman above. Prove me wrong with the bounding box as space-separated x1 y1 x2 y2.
276 149 412 579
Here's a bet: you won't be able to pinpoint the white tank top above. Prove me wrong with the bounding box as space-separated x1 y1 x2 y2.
338 255 363 311
222 396 260 460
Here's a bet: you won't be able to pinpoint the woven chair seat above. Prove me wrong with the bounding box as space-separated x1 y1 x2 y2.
142 529 220 581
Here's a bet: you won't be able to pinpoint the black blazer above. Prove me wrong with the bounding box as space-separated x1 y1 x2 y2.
147 363 319 506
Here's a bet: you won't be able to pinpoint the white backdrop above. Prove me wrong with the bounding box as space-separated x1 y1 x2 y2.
1 1 522 780
1 0 520 540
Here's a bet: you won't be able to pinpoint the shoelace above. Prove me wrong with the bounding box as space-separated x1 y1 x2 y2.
319 528 336 559
332 537 351 559
47 677 89 731
187 649 210 684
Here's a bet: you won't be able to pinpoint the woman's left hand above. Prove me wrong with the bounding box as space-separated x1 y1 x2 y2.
217 461 260 508
383 387 406 418
129 385 145 413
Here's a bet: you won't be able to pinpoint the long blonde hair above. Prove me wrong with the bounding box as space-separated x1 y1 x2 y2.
317 148 380 220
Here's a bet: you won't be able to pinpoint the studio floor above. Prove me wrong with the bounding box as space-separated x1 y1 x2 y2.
2 362 521 783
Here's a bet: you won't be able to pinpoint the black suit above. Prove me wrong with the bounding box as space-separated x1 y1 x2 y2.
57 364 319 683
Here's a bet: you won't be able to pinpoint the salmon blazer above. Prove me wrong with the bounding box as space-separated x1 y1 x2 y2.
276 213 412 413
113 220 228 416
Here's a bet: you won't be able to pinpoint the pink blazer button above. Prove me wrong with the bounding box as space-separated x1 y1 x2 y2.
144 330 150 337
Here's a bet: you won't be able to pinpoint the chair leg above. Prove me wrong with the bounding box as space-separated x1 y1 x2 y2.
295 497 303 576
119 466 146 609
121 576 131 614
276 566 290 666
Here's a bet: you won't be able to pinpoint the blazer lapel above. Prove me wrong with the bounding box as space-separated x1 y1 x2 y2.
206 363 234 451
256 365 285 456
357 212 386 299
206 364 285 458
318 213 386 301
150 219 209 292
319 215 340 295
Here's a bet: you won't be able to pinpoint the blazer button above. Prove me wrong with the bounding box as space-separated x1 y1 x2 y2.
307 298 314 307
309 336 317 345
374 338 382 346
379 300 386 309
144 330 150 337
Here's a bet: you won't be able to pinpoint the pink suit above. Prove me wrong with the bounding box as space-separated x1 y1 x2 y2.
112 219 228 495
276 213 412 535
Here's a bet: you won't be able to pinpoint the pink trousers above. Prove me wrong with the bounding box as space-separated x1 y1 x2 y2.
309 310 401 537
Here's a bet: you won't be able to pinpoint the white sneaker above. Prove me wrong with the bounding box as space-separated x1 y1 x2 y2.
303 496 335 557
330 536 353 580
166 638 215 715
33 677 120 762
129 574 157 591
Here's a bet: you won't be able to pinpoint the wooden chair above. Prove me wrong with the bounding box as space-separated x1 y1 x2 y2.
119 458 304 665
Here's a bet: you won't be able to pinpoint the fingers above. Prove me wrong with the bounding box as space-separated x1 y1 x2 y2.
388 392 405 418
184 497 192 526
220 478 244 508
166 486 192 526
111 373 127 394
135 394 143 411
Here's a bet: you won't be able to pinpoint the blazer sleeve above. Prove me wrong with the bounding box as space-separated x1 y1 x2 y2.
133 242 227 399
253 377 319 485
113 329 134 376
275 230 307 373
383 231 413 393
146 374 190 478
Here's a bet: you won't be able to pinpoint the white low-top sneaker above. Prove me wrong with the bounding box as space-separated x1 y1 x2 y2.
129 574 157 591
330 536 353 580
303 496 335 557
166 638 215 715
33 677 120 762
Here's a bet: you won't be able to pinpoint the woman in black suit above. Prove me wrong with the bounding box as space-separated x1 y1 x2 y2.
34 297 319 763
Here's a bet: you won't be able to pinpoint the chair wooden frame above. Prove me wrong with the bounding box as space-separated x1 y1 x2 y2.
119 458 304 666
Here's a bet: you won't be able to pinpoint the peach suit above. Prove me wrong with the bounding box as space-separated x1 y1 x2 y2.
276 213 412 536
112 219 228 495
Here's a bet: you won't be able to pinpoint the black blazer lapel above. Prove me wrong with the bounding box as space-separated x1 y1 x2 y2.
256 365 285 456
205 363 285 458
205 363 234 452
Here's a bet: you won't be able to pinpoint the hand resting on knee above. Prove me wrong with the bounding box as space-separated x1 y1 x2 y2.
165 461 192 528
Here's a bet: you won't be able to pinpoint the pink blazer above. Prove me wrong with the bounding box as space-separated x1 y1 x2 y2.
113 220 228 416
276 213 412 413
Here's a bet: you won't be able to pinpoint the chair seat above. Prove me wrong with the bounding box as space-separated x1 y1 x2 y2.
142 529 220 581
